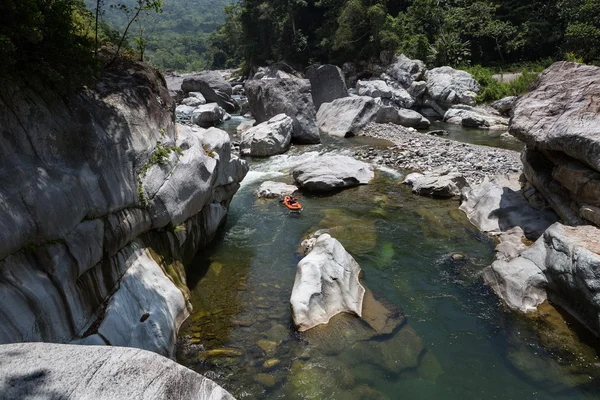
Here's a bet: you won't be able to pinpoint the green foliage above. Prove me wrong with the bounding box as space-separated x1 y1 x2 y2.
0 0 100 89
462 64 543 102
427 31 472 68
137 140 184 206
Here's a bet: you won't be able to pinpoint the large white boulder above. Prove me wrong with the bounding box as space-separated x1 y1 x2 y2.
357 79 393 98
182 71 238 113
444 105 508 130
245 78 320 144
192 103 225 127
386 54 427 87
403 168 469 198
290 234 366 331
254 181 298 198
425 67 480 108
240 113 293 157
293 155 374 192
317 96 380 137
0 342 234 400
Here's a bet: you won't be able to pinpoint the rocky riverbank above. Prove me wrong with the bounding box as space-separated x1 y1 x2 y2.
358 122 522 184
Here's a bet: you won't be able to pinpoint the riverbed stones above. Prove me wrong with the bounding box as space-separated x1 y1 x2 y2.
290 234 366 331
306 64 348 111
245 78 320 144
292 155 374 192
317 96 380 137
182 71 239 113
0 342 234 400
403 168 469 198
254 181 298 199
240 114 293 157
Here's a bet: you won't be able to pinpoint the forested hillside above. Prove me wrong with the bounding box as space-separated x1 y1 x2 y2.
211 0 600 70
89 0 233 71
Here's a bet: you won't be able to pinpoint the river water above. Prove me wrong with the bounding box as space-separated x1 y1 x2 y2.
177 117 600 399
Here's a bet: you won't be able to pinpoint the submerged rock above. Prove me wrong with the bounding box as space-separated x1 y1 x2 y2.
0 343 234 399
240 113 293 157
290 234 366 331
254 181 298 199
292 155 374 192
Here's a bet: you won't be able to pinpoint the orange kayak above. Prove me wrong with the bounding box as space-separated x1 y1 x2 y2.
283 196 302 211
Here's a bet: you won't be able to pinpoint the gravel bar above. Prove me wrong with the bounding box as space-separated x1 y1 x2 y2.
358 122 522 185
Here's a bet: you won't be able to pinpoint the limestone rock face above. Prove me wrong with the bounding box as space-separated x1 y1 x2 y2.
0 342 234 400
483 223 600 337
403 168 469 198
306 64 348 111
182 71 239 113
245 78 320 144
240 113 293 157
290 234 366 331
317 96 380 137
293 155 374 192
459 174 557 239
510 62 600 172
509 62 600 227
0 61 248 356
425 67 479 108
444 105 509 130
254 181 298 199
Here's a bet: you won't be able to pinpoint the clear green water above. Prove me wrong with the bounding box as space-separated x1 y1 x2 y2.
424 121 525 152
177 122 600 399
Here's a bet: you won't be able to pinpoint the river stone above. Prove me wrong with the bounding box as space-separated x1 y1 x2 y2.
357 79 393 98
403 168 469 198
240 114 293 157
459 174 557 239
181 96 206 107
292 155 374 192
176 104 196 120
245 78 320 144
444 105 508 130
290 234 366 331
376 106 423 128
182 71 238 113
0 342 234 399
192 103 225 127
254 181 298 199
317 96 380 137
425 67 479 107
306 64 348 111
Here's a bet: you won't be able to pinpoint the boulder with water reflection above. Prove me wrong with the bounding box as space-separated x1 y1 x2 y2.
403 168 469 198
293 155 374 192
290 234 366 332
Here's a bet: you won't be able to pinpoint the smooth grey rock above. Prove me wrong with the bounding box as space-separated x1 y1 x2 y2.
306 64 348 111
403 168 469 198
376 106 423 128
176 104 197 120
387 54 427 87
236 119 255 134
390 86 415 109
491 96 516 115
317 96 379 137
240 114 293 157
357 80 392 98
444 105 508 130
245 78 320 144
192 103 225 127
290 234 365 331
459 174 557 239
254 181 298 199
182 71 238 113
293 155 374 192
425 67 479 108
0 342 234 400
